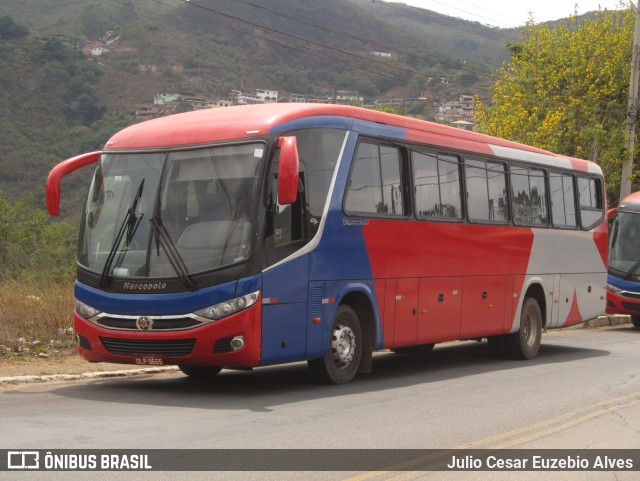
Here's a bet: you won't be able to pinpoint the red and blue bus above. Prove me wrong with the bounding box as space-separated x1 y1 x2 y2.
47 104 608 384
607 191 640 328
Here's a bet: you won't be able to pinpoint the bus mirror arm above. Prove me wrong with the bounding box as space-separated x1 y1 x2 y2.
46 151 102 216
277 136 299 205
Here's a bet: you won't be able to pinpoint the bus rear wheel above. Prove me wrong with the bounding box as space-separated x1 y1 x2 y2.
308 305 362 384
178 365 223 379
631 315 640 329
505 297 542 360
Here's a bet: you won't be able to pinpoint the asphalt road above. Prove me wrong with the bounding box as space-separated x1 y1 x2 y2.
2 325 639 480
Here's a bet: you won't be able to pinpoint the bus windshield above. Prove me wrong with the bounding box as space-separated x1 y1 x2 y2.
609 211 640 277
79 142 265 281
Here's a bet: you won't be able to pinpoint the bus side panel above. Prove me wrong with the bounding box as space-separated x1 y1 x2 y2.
371 279 394 348
261 303 307 365
558 273 606 327
382 279 396 347
362 220 533 342
510 275 527 332
460 276 506 338
260 255 309 365
526 229 607 327
361 221 534 280
503 275 516 332
306 281 326 359
392 278 419 347
417 277 462 344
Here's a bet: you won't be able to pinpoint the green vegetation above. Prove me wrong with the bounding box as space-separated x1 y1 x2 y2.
0 15 135 212
475 7 635 203
0 192 76 281
0 192 77 355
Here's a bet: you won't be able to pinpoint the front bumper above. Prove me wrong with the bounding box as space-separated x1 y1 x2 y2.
606 289 640 317
73 301 262 368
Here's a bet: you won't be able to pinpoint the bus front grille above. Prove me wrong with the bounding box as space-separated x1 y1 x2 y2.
622 302 640 312
99 337 196 357
97 316 200 330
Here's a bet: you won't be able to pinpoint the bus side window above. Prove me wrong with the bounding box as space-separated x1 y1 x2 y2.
464 157 507 223
413 150 462 220
577 176 604 229
344 142 404 216
549 172 577 228
262 164 307 268
510 166 548 226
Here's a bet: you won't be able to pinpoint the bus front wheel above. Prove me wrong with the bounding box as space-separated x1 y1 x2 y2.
308 305 363 384
178 365 223 379
631 315 640 329
505 297 542 360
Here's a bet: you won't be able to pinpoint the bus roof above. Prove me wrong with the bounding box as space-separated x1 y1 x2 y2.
618 191 640 212
105 104 600 175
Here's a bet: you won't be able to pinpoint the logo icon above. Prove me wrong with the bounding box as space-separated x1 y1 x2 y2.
7 451 39 469
136 317 153 330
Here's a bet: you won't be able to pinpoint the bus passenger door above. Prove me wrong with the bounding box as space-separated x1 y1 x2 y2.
392 278 419 347
417 277 463 343
260 160 310 365
261 256 309 365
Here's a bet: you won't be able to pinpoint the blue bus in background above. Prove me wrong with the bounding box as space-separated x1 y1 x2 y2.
607 191 640 328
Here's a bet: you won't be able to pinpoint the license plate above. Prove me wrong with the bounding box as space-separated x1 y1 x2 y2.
134 354 164 366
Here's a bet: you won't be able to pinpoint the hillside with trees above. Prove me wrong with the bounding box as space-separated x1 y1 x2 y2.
0 0 515 213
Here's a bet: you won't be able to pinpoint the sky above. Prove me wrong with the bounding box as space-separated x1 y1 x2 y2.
388 0 629 28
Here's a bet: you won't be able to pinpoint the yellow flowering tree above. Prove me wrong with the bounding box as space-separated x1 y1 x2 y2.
475 6 635 202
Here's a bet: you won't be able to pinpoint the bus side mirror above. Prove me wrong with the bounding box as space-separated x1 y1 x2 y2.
277 136 299 205
46 151 101 216
607 207 617 220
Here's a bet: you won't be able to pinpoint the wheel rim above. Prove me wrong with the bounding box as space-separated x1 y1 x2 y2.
522 306 539 347
330 323 356 369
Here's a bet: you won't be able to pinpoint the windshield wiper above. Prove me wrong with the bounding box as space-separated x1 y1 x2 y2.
149 216 195 289
623 258 640 279
100 179 145 288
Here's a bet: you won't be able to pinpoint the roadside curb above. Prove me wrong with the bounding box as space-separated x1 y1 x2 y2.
0 366 179 386
589 314 631 328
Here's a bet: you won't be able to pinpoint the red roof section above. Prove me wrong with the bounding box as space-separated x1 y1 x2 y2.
104 104 590 168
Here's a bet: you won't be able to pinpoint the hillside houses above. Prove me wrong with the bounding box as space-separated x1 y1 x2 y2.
82 30 120 57
136 88 480 130
434 93 475 126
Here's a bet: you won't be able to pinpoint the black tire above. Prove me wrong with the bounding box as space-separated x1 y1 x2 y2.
391 344 435 355
178 365 223 379
505 297 542 360
308 305 362 384
632 315 640 329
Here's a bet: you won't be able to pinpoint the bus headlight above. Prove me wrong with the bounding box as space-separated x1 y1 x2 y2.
195 291 260 320
74 299 102 320
606 284 622 294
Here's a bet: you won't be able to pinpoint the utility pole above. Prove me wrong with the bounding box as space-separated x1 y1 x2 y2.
621 0 640 201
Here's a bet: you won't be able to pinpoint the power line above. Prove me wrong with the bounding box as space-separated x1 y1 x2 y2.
183 0 447 81
376 0 520 45
451 0 525 26
179 0 496 92
112 0 410 84
231 0 492 79
415 0 519 28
